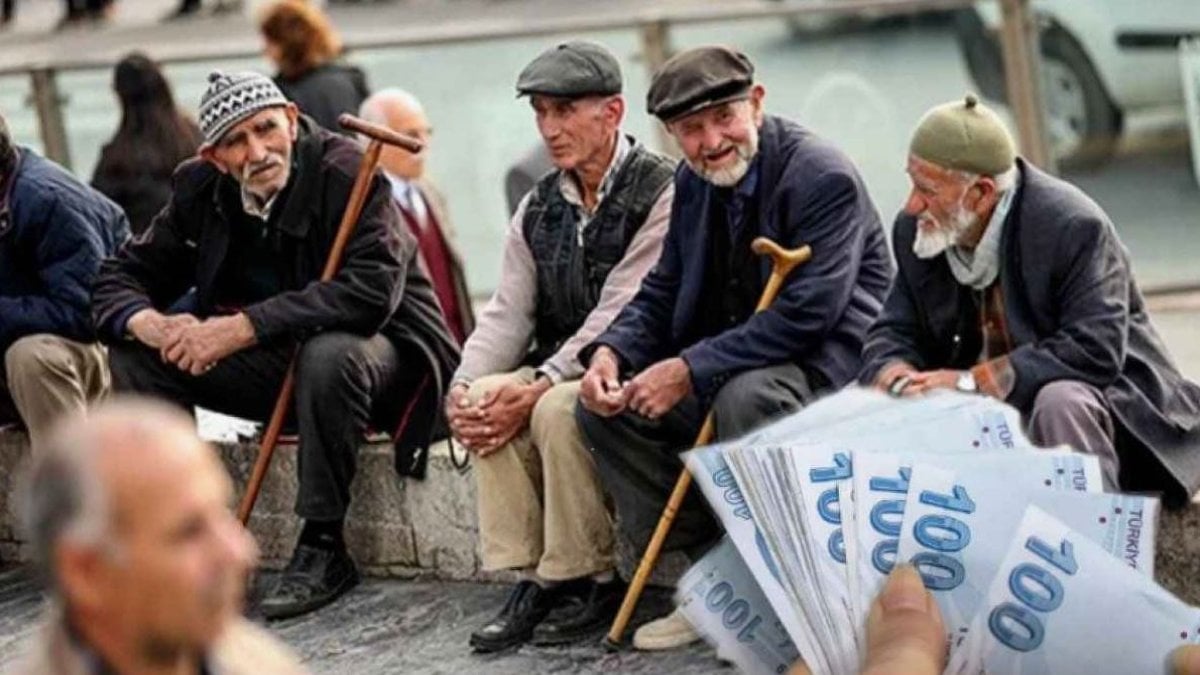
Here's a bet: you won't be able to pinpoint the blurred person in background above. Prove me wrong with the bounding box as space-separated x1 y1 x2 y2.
359 88 473 346
58 0 111 29
92 52 204 236
11 398 306 675
259 0 369 133
0 112 127 454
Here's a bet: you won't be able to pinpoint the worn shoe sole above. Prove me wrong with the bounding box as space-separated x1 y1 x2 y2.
260 567 361 622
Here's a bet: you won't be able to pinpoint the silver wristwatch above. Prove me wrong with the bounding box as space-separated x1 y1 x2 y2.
955 370 978 394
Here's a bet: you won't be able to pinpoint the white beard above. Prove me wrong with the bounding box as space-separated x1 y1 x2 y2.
688 132 759 187
912 204 979 259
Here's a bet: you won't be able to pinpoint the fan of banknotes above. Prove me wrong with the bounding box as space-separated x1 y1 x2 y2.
675 388 1197 675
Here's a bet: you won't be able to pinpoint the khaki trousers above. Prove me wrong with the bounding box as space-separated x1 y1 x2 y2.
469 368 615 580
2 334 109 453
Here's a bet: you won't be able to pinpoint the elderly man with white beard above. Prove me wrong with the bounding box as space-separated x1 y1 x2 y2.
575 45 893 650
860 95 1200 503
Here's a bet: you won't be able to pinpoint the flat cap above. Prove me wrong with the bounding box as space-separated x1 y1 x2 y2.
647 46 754 122
909 94 1016 176
515 41 622 98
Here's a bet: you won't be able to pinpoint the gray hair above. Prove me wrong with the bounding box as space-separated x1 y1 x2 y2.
358 87 425 127
954 164 1018 194
19 419 111 588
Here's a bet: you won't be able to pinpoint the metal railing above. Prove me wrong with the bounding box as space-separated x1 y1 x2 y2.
7 0 1053 173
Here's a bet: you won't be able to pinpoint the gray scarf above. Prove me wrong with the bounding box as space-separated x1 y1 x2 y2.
946 183 1016 290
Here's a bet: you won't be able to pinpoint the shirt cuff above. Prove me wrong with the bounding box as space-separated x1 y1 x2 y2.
535 363 565 385
972 356 1016 400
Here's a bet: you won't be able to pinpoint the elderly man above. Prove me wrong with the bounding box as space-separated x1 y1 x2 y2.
576 46 893 650
0 113 127 453
446 41 673 652
359 88 474 345
12 399 305 674
92 71 460 621
861 94 1200 502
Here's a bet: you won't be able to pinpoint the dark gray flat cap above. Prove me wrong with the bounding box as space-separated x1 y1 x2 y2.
647 46 755 122
515 41 623 98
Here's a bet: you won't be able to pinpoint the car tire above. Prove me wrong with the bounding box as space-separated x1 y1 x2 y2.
1040 26 1123 169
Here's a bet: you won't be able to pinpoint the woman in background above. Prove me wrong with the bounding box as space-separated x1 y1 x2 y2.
92 53 203 235
259 0 369 133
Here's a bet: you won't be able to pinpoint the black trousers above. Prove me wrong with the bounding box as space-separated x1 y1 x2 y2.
576 362 821 558
109 331 402 521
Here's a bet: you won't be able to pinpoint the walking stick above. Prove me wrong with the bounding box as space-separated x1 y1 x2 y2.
236 114 424 524
605 236 813 647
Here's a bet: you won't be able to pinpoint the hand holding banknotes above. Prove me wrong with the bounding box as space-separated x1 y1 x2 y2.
789 564 946 675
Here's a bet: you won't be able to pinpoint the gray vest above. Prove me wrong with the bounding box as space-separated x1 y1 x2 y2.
522 140 674 365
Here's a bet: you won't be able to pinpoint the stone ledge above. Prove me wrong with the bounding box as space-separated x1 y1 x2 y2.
0 429 689 586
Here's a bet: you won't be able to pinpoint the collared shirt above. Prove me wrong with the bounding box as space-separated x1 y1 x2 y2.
558 132 632 235
384 171 429 231
240 183 279 222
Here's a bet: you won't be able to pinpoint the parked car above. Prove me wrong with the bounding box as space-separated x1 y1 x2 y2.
955 1 1200 167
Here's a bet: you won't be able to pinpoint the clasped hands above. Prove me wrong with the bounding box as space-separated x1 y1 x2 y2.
579 347 692 420
127 309 257 376
876 362 961 397
445 376 552 457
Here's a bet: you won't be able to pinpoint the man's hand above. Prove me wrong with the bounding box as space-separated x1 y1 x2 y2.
161 313 257 375
626 357 692 420
903 369 961 397
446 378 552 457
126 309 200 349
580 346 628 417
789 563 946 675
875 361 918 396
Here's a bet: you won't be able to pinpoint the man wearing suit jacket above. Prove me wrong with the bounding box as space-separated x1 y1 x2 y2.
360 89 474 345
860 95 1200 504
576 46 893 650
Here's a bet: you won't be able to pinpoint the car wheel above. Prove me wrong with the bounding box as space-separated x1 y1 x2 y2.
1040 26 1123 168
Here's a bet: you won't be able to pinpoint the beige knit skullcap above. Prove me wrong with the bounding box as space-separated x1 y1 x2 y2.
909 94 1016 176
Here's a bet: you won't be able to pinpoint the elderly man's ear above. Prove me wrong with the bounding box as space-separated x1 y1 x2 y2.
55 543 107 612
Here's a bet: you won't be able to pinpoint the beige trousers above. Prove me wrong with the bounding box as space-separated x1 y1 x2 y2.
2 334 109 453
468 368 615 580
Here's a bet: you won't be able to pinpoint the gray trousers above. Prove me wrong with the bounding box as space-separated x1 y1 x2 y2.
109 331 403 521
576 362 821 557
1027 380 1120 491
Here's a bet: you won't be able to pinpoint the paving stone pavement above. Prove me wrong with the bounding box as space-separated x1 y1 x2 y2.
0 565 723 674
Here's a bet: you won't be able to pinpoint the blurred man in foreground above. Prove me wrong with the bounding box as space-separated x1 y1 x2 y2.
12 398 306 674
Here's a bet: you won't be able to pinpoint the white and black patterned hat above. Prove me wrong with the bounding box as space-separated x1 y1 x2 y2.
198 70 289 145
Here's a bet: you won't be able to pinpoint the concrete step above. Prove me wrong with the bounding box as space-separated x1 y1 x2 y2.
0 428 1193 602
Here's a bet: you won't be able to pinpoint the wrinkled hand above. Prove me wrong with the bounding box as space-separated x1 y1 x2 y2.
789 564 946 675
126 309 200 349
626 357 692 420
903 369 961 397
161 313 257 376
580 347 628 417
875 361 918 396
447 379 550 457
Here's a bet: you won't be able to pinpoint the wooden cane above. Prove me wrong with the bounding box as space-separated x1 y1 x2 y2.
604 236 813 647
236 114 424 524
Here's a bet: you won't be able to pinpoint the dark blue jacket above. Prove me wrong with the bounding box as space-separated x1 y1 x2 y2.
586 115 893 397
0 148 128 355
861 160 1200 503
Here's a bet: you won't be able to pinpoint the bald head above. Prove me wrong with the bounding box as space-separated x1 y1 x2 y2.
22 398 256 664
359 88 432 180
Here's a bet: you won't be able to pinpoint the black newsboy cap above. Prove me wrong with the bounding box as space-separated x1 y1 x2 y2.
515 41 623 98
647 46 755 122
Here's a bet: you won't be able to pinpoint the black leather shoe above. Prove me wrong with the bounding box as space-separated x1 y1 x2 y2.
531 577 626 646
259 544 360 621
469 580 556 653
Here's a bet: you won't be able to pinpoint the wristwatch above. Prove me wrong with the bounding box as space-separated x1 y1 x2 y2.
956 370 978 394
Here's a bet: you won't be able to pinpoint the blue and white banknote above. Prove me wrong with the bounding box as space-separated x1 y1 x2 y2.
947 505 1195 675
897 462 1159 658
676 537 799 675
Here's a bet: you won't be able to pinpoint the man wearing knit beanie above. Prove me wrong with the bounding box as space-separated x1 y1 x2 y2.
861 95 1200 504
93 70 461 621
